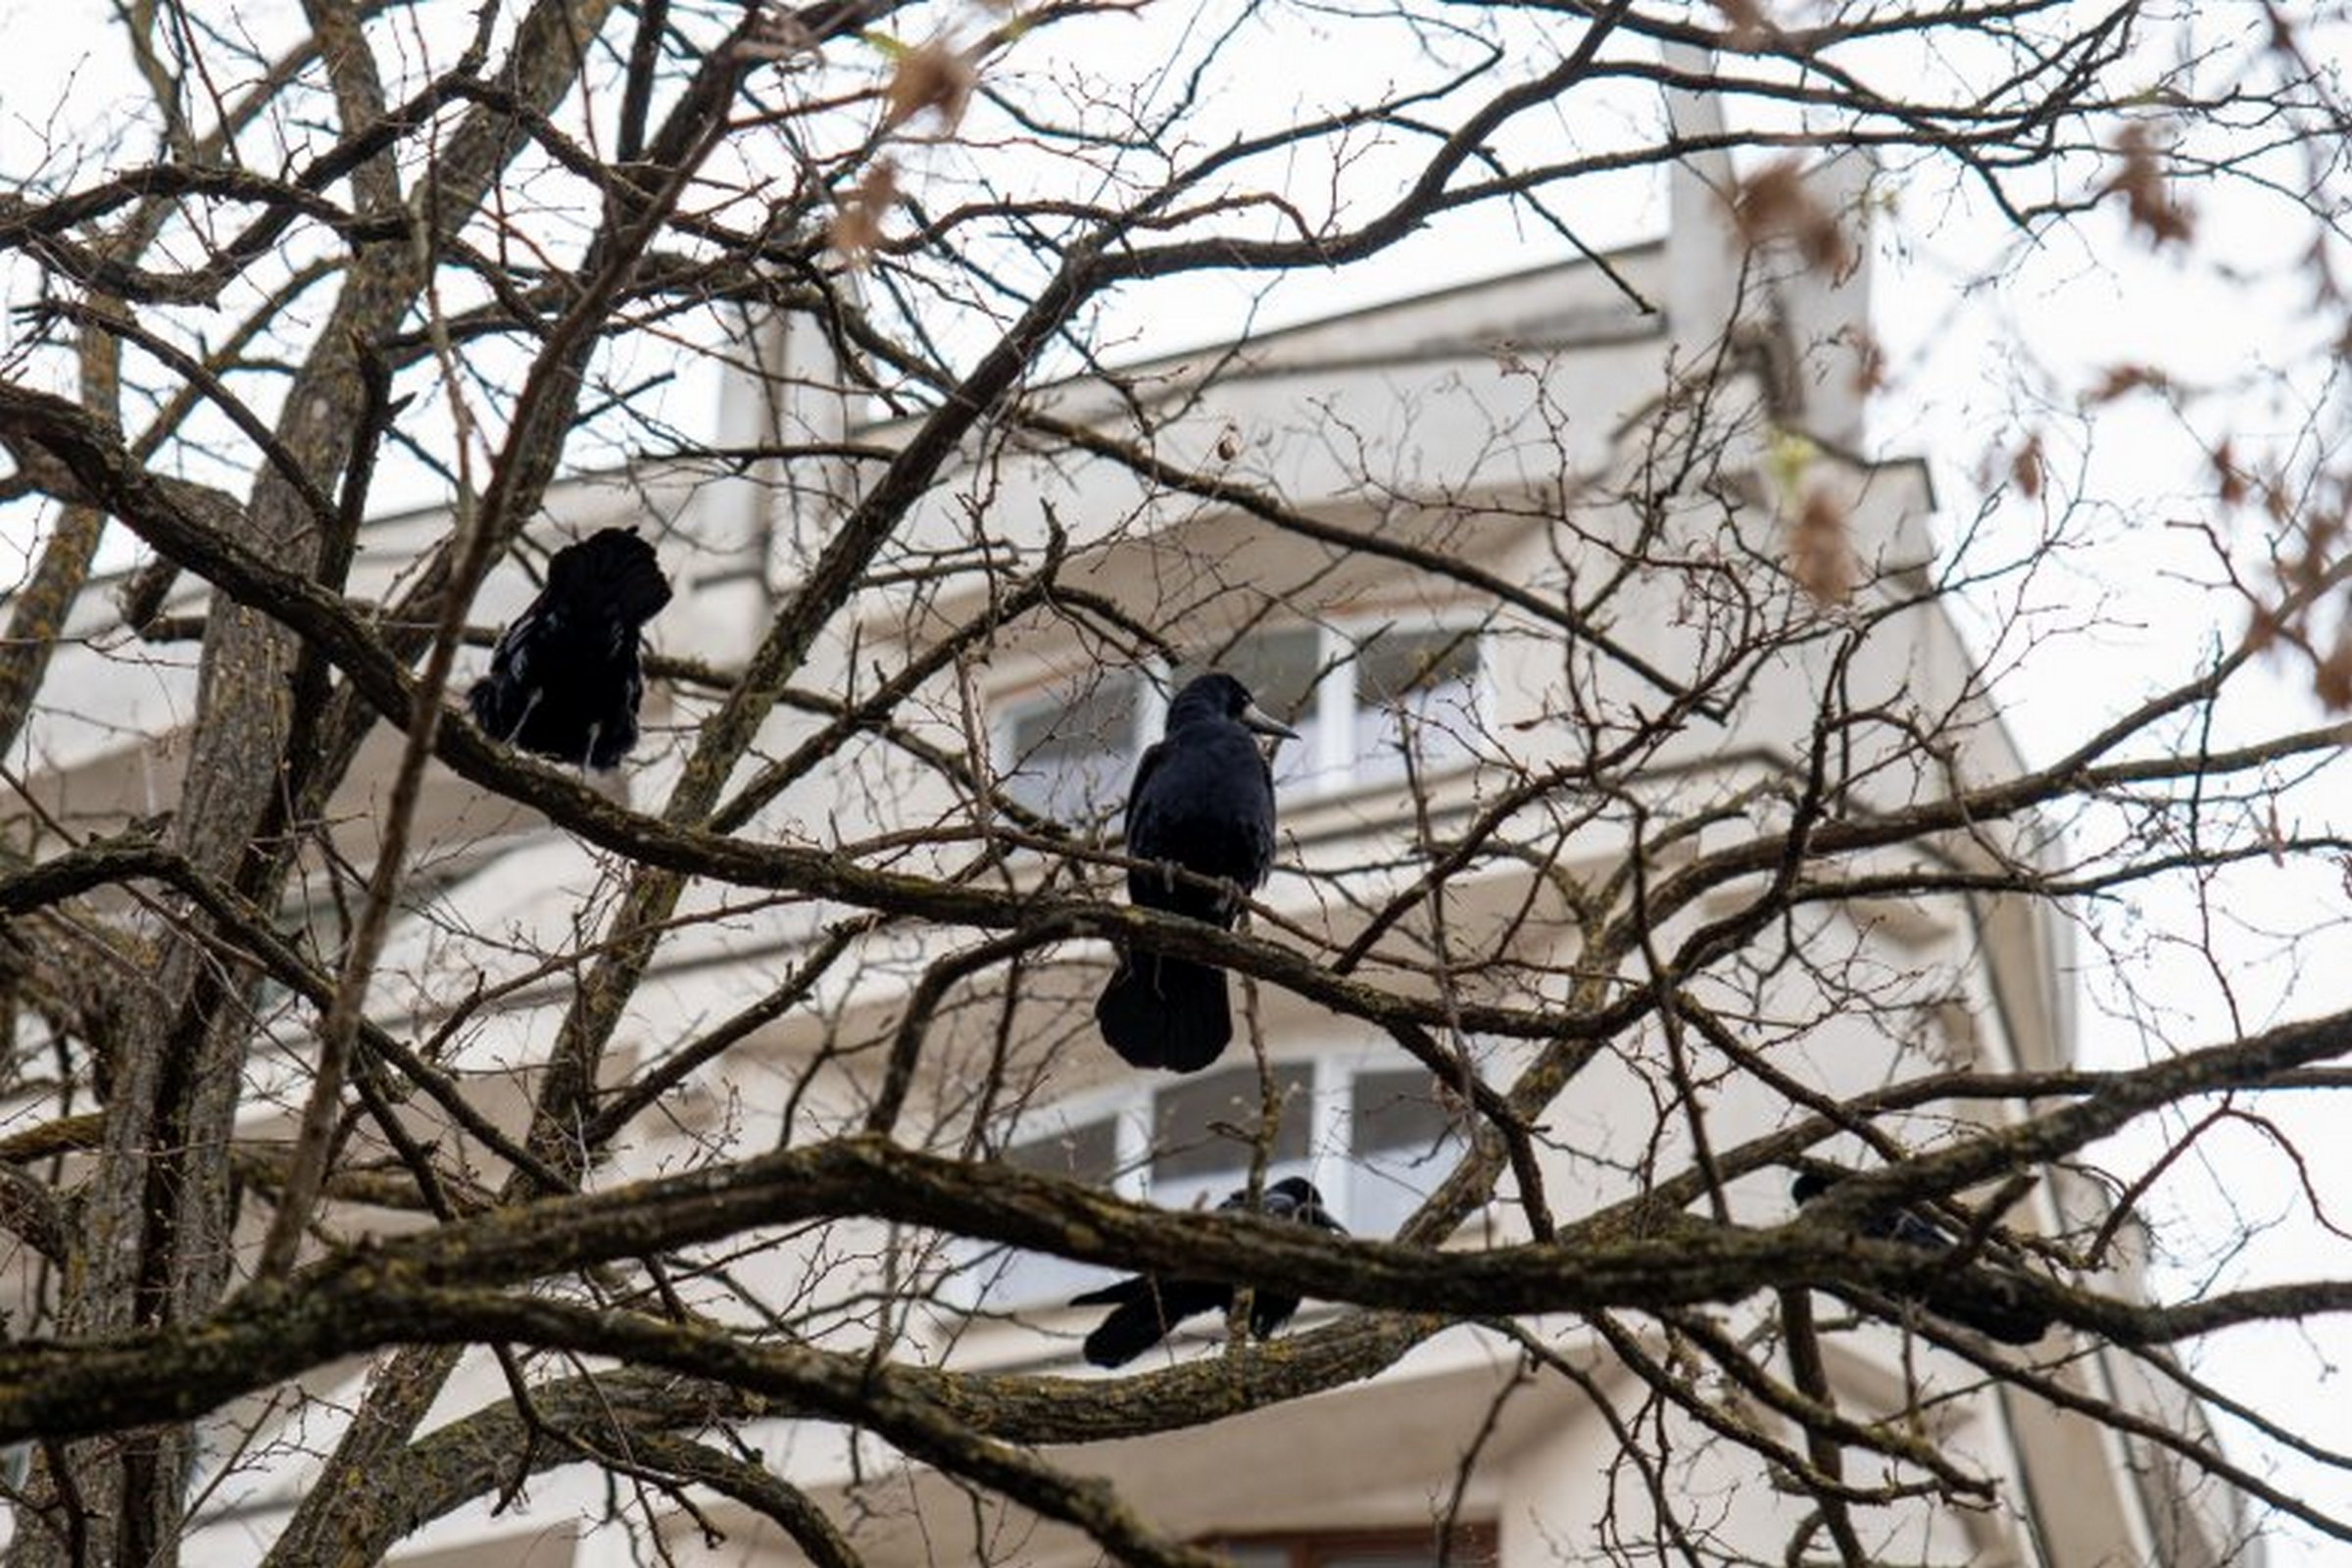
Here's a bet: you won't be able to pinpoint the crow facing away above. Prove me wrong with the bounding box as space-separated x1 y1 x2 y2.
1791 1168 2052 1346
1071 1176 1345 1368
468 527 673 769
1095 671 1298 1073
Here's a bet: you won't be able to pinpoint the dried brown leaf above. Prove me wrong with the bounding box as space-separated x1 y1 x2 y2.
2208 442 2249 509
2106 123 2195 248
1788 488 1856 607
1846 327 1886 397
1710 0 1772 52
884 40 977 133
2317 631 2352 711
2010 432 2044 500
2086 364 2169 404
830 160 899 267
1729 159 1853 276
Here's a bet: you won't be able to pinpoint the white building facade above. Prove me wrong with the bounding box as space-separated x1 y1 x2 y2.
6 146 2246 1568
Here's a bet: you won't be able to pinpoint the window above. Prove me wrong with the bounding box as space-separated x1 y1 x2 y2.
980 1112 1135 1306
999 673 1151 818
963 1054 1472 1317
1150 1061 1315 1186
1007 1115 1120 1187
1348 1067 1466 1238
995 620 1483 820
1173 625 1326 793
1349 626 1481 786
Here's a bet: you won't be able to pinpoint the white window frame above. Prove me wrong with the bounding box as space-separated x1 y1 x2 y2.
1322 617 1487 794
990 618 1487 820
954 1046 1477 1315
991 670 1166 820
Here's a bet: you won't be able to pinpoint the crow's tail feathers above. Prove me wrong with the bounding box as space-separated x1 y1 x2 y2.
1070 1276 1163 1368
1096 949 1230 1073
466 672 528 742
1070 1276 1225 1367
549 528 673 627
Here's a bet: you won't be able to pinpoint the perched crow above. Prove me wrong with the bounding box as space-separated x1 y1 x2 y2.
1791 1168 2051 1346
468 528 672 769
1095 672 1298 1072
1071 1176 1344 1367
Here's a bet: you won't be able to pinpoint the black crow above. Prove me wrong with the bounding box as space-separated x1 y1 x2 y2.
1095 671 1298 1072
468 528 672 769
1070 1175 1344 1367
1791 1168 2051 1346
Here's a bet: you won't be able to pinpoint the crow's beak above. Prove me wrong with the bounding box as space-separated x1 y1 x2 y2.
1240 702 1299 742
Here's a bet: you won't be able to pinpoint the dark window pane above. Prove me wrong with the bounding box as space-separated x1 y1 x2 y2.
1003 675 1144 815
1004 1118 1119 1187
1178 626 1323 726
1350 1068 1457 1156
977 1118 1125 1307
1349 1068 1469 1236
1354 627 1478 706
1177 626 1327 792
1350 628 1479 783
1150 1062 1313 1184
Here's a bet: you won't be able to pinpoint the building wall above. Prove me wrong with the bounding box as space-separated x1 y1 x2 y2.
7 160 2231 1568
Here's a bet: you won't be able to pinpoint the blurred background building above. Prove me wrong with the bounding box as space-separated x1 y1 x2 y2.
5 129 2246 1568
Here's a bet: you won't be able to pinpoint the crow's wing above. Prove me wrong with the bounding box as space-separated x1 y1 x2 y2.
1070 1275 1151 1309
1122 737 1171 845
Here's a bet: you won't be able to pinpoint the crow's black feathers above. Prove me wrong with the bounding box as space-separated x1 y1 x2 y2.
1791 1167 2051 1346
1071 1176 1344 1367
468 528 671 769
1095 672 1296 1072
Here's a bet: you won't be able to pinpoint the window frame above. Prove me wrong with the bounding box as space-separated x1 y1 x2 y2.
991 669 1165 822
956 1045 1476 1315
989 616 1488 820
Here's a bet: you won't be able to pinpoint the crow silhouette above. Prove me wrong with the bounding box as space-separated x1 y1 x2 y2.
1071 1176 1344 1367
468 528 671 769
1095 672 1297 1072
1791 1168 2051 1346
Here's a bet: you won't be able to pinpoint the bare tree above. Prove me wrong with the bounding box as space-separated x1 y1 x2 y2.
0 1 2346 1564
